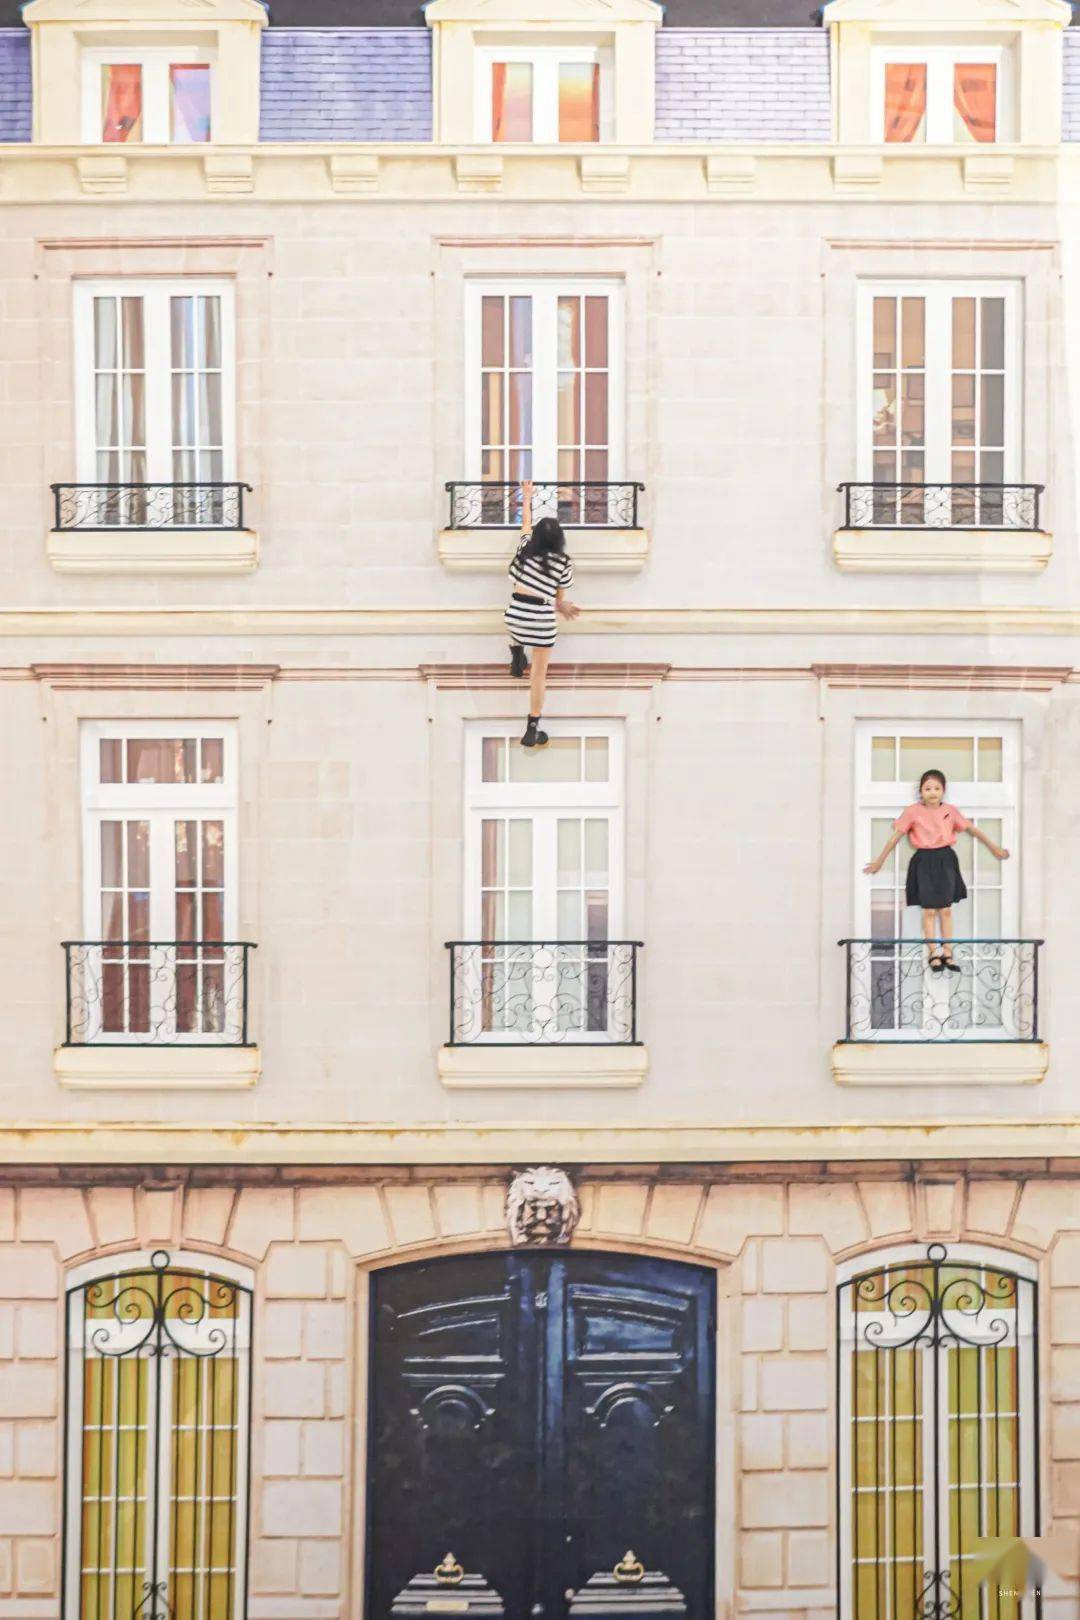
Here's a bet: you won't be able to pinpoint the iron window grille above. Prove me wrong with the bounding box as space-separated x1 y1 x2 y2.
52 484 251 532
446 480 642 529
446 939 642 1045
63 941 256 1047
837 1244 1039 1620
63 1250 253 1620
839 483 1043 533
839 939 1042 1044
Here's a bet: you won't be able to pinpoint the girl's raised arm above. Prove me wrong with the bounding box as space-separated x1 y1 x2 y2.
864 828 904 876
520 478 533 535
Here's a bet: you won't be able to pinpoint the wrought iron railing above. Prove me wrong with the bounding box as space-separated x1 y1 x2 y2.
446 940 642 1045
52 482 252 531
838 481 1043 531
839 938 1042 1043
63 940 256 1046
446 480 643 529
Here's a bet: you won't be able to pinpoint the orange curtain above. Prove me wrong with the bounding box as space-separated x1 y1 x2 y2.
491 62 508 142
884 63 927 142
102 64 142 142
954 63 997 143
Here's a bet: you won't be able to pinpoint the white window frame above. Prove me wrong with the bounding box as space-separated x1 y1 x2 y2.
464 278 625 486
79 720 240 1043
871 43 1011 144
474 42 613 143
73 278 237 489
81 44 216 145
462 721 626 1044
64 1248 253 1620
856 280 1022 492
837 1243 1039 1620
854 720 1022 1041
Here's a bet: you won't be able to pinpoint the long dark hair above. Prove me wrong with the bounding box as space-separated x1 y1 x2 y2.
521 515 566 573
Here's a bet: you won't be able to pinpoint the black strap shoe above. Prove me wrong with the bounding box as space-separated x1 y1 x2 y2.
521 716 549 749
509 643 529 679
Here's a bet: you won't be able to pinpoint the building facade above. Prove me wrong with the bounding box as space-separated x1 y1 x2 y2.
0 0 1079 1616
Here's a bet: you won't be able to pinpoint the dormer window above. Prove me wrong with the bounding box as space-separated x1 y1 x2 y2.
877 47 1005 144
476 44 611 143
82 47 213 144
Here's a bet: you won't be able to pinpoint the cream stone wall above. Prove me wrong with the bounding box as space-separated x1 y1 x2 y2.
0 1168 1077 1620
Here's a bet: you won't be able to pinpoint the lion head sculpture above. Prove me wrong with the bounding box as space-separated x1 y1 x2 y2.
506 1166 580 1247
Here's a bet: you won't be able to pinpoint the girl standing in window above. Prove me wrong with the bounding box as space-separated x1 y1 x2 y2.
863 767 1010 972
505 480 580 749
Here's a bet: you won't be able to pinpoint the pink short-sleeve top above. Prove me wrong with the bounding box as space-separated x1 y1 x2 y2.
894 802 971 850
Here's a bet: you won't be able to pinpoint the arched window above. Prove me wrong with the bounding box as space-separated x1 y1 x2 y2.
64 1249 253 1620
837 1242 1039 1620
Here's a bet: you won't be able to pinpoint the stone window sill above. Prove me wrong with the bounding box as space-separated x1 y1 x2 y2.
47 528 260 574
438 1044 649 1089
437 527 649 573
833 528 1052 573
54 1045 262 1090
832 1042 1049 1087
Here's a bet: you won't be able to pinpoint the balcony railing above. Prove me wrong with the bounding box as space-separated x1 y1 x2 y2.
839 938 1043 1044
838 482 1043 532
52 482 252 532
446 480 643 530
446 940 642 1046
63 941 256 1047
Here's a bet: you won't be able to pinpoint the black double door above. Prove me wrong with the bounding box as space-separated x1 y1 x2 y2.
367 1251 715 1620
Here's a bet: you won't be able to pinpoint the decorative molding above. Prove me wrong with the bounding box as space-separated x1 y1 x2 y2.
455 153 503 194
580 154 631 194
811 663 1072 691
328 153 380 195
31 663 281 691
38 235 272 253
47 526 260 576
3 606 1080 638
832 1042 1050 1089
203 152 255 196
704 153 757 196
4 1118 1080 1164
833 526 1051 574
506 1166 581 1246
76 153 127 196
437 526 648 574
964 153 1015 194
419 662 671 689
831 153 883 193
54 1045 262 1091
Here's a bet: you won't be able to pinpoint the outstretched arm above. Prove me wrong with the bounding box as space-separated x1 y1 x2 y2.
520 478 533 535
968 824 1010 861
556 586 580 621
864 829 904 875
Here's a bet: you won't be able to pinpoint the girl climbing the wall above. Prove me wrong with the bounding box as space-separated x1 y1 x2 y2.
863 767 1010 972
505 480 580 748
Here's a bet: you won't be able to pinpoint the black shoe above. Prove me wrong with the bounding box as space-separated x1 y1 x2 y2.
509 643 529 679
942 956 962 974
522 716 549 749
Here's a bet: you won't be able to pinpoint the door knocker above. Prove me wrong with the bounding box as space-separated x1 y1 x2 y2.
613 1552 645 1585
434 1555 465 1588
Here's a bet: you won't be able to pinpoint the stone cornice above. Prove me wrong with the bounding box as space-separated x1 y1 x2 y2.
0 142 1062 205
3 1119 1080 1164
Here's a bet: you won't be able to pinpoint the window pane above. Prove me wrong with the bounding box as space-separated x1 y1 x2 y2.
557 820 581 888
584 296 608 367
557 374 580 444
873 298 896 369
202 821 225 887
101 821 123 888
509 737 582 783
99 739 123 784
101 63 142 143
871 736 896 781
584 819 608 887
558 297 580 368
981 298 1005 370
897 736 975 784
977 737 1003 782
901 298 925 368
94 298 118 369
981 374 1005 447
557 890 580 940
481 374 504 446
954 63 997 144
170 63 211 144
481 820 503 888
175 821 197 888
506 890 532 938
127 821 150 890
508 374 532 444
585 373 608 445
558 61 599 142
507 820 531 888
127 738 196 784
199 372 223 446
201 738 225 783
953 298 976 371
952 374 976 444
481 738 505 783
481 296 504 368
202 889 224 941
584 737 609 782
508 297 532 367
121 374 145 449
884 62 926 143
121 297 145 369
492 62 532 142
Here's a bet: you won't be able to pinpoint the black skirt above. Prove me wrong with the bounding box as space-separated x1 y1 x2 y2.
906 846 968 910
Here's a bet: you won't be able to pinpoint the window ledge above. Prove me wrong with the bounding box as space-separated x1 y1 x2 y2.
47 528 259 575
54 1045 261 1090
438 1043 648 1089
437 527 649 573
832 1041 1049 1087
833 527 1052 573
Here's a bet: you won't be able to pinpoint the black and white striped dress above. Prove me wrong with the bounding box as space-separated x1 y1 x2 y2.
504 538 574 649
